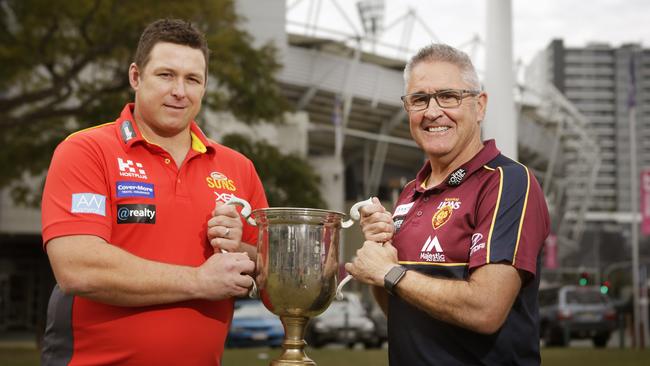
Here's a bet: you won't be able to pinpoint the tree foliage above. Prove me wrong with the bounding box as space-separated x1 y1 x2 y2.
221 134 326 209
0 0 290 205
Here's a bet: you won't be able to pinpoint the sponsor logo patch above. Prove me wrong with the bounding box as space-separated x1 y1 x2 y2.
116 181 154 198
470 233 486 256
419 235 446 262
116 204 156 224
214 191 235 204
118 158 148 180
393 202 414 217
71 193 106 216
447 168 467 186
206 171 237 191
120 120 136 143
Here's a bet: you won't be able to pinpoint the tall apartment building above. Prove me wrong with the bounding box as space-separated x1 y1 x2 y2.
527 39 650 266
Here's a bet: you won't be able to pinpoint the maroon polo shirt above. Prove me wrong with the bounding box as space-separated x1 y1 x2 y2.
388 139 549 366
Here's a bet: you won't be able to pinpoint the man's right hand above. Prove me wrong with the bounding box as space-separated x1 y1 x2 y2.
195 252 255 300
359 197 395 243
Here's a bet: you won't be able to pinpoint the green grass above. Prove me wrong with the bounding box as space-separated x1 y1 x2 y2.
2 345 649 365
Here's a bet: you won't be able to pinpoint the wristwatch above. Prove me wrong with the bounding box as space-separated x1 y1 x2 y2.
384 265 408 296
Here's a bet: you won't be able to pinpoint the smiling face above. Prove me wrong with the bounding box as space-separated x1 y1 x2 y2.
406 60 487 167
129 42 206 138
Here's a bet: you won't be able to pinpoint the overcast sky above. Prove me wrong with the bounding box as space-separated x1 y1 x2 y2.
287 0 650 67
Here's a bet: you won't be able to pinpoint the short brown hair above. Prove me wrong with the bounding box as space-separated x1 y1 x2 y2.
134 19 210 76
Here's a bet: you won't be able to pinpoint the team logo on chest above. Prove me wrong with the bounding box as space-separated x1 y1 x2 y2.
431 198 461 230
207 171 238 203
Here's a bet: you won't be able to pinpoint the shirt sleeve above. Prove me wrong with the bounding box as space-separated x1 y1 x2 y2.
240 158 269 246
469 164 549 277
41 136 112 247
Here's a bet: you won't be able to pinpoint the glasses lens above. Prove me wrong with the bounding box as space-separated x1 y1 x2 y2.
405 94 429 110
435 91 462 108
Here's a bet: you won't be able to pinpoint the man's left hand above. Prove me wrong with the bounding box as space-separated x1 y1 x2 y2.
207 201 244 253
345 241 399 287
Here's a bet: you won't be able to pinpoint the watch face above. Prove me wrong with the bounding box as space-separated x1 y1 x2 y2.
385 266 406 294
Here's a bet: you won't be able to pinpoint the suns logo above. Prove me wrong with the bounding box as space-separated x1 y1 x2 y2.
206 171 237 191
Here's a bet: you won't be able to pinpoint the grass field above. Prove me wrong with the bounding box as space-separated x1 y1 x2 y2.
3 345 650 365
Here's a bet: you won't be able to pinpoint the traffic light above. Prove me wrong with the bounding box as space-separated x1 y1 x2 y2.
579 272 589 286
600 280 610 294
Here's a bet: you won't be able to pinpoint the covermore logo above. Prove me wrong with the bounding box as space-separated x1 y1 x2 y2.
116 204 156 224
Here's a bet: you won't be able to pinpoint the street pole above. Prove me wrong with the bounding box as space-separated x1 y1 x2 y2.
628 58 643 347
484 0 517 159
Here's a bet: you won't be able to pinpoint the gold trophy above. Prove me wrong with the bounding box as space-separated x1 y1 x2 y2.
227 198 371 366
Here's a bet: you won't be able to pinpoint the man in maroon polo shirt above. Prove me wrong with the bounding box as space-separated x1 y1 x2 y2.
345 44 549 365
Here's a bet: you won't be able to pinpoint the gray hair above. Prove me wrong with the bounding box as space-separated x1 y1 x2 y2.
403 44 481 91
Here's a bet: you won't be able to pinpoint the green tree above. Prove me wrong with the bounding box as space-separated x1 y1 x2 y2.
222 134 326 209
0 0 294 205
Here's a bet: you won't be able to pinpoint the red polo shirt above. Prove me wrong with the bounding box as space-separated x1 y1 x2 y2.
41 104 268 366
388 140 549 366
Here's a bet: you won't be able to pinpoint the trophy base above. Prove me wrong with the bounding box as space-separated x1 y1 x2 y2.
270 357 316 366
270 315 317 366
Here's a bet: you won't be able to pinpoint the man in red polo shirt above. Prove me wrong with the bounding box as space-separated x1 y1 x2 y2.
40 19 267 365
345 44 549 365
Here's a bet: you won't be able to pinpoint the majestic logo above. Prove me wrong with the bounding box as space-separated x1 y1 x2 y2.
117 158 147 179
116 181 154 198
470 233 486 256
120 120 135 143
116 204 156 224
419 235 445 262
432 205 453 230
71 193 106 216
447 168 467 186
206 171 236 191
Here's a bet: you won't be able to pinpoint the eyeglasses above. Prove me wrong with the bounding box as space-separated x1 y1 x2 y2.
400 89 480 111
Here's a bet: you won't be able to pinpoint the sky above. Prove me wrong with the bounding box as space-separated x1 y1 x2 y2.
286 0 650 68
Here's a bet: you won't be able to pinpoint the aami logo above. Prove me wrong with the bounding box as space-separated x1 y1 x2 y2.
117 158 147 179
419 235 446 262
470 233 486 256
116 204 156 224
206 171 236 191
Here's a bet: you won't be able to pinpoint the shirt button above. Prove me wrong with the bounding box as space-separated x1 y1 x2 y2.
423 197 429 202
416 211 423 216
177 178 181 183
164 158 171 164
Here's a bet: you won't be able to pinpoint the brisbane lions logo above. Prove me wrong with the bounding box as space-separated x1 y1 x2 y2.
431 205 453 230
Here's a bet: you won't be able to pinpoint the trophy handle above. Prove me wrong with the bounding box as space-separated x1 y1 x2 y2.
225 195 257 226
223 196 258 299
336 197 375 299
335 275 353 300
341 197 374 228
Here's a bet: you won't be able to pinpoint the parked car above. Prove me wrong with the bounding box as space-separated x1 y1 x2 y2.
226 300 284 348
305 292 380 348
538 285 617 348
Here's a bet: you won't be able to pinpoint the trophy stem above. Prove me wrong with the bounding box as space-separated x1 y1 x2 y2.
271 315 315 366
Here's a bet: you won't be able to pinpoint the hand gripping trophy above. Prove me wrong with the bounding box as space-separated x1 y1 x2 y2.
226 197 372 366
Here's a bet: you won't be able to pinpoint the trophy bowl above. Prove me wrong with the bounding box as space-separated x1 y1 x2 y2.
252 207 344 366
